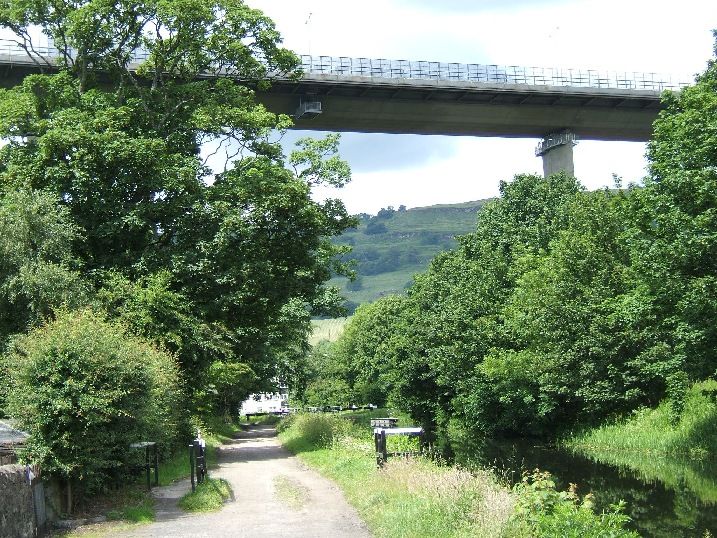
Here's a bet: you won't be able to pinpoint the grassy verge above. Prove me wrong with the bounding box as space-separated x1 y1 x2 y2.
178 478 232 512
277 412 637 537
273 475 309 510
51 486 156 537
565 380 717 459
105 489 154 523
564 380 717 503
158 416 241 486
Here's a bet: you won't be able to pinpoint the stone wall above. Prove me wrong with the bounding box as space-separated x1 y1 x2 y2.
0 464 36 538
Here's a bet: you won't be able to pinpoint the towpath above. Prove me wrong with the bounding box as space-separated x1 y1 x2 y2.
111 425 370 538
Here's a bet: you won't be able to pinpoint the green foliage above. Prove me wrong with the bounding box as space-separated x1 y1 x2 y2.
289 134 351 187
316 38 717 444
199 360 257 419
4 309 184 496
0 189 87 345
0 0 356 405
331 296 410 407
178 478 232 512
474 189 660 433
631 38 717 385
331 200 485 309
566 380 717 460
95 271 226 377
284 413 352 447
296 340 352 406
510 471 638 538
364 173 581 436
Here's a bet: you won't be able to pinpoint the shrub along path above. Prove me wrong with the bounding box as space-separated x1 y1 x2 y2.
112 425 370 538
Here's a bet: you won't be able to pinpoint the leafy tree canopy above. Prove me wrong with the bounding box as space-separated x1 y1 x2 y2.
0 0 355 394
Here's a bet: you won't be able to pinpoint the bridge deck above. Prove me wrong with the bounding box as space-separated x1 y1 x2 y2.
261 74 664 140
0 43 685 141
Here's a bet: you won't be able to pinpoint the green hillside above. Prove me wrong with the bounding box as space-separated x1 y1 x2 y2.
332 201 487 310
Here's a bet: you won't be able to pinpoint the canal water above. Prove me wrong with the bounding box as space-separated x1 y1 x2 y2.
455 440 717 537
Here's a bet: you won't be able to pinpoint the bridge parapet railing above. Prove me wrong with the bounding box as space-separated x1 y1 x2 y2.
299 54 689 92
0 38 689 92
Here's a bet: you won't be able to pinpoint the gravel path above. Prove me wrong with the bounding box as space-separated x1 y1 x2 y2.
112 425 371 538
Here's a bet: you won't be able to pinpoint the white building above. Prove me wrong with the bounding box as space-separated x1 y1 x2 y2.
239 385 288 415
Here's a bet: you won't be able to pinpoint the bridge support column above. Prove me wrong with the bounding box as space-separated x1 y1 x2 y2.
535 131 577 177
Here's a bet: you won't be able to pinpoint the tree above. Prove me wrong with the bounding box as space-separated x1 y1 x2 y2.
300 341 353 407
0 189 87 345
633 32 717 387
473 190 660 434
0 0 355 392
331 295 409 406
328 173 583 437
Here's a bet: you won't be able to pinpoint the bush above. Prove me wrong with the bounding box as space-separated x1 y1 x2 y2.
510 471 638 537
287 413 352 447
4 309 185 499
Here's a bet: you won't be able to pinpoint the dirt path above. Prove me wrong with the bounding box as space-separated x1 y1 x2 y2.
110 425 370 538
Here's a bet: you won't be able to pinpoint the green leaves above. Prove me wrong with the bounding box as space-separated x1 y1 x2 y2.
0 0 352 423
0 189 87 343
4 309 184 493
289 134 352 187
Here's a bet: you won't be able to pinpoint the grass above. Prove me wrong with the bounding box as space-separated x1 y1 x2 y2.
564 380 717 503
278 411 515 537
273 475 309 510
178 478 232 512
310 317 351 345
565 380 717 459
105 494 154 523
49 486 155 537
278 411 642 538
333 200 486 307
329 265 423 304
158 416 242 487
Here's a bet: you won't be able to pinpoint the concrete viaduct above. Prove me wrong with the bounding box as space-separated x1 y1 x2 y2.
0 44 687 176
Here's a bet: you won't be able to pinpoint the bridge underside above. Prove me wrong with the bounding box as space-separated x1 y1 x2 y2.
259 74 662 142
0 62 664 176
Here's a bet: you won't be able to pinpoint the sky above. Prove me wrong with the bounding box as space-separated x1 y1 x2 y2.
246 0 717 214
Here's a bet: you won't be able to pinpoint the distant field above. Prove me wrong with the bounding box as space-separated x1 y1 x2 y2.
333 200 486 309
310 317 351 346
329 265 423 304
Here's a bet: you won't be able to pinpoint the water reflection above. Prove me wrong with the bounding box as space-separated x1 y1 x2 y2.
453 439 717 537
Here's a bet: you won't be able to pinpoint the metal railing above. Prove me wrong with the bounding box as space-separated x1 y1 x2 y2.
535 131 578 156
299 55 689 92
0 39 689 92
0 39 151 64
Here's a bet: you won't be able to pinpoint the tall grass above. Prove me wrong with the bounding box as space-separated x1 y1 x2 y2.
278 412 637 537
280 413 513 537
564 380 717 504
566 380 717 459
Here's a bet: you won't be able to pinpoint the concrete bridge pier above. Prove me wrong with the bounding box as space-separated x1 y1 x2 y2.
536 131 577 177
